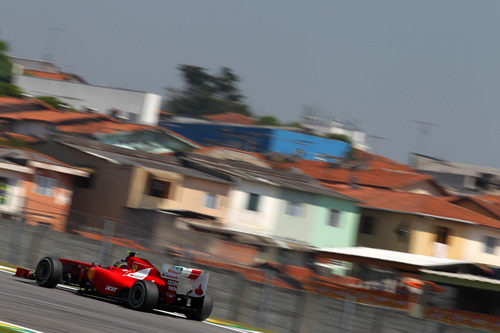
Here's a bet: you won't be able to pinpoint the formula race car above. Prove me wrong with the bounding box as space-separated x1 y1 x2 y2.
14 252 213 321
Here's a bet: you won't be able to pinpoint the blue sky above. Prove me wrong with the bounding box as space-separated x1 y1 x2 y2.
1 0 499 167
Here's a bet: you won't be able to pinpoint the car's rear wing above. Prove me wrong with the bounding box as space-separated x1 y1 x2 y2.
160 264 209 298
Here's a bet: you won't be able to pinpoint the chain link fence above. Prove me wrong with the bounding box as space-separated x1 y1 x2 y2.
0 214 490 333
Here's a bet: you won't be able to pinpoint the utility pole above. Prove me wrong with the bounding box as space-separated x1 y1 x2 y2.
411 120 435 155
42 27 62 62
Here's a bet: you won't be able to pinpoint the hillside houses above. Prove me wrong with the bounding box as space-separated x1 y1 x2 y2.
0 95 499 268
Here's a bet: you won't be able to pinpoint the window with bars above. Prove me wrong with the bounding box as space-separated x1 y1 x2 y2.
483 236 497 254
34 175 56 196
246 193 260 211
204 192 217 209
285 201 303 217
328 209 341 227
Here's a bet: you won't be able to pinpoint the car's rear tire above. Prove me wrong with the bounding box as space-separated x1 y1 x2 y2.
186 293 213 321
35 256 62 288
128 280 158 312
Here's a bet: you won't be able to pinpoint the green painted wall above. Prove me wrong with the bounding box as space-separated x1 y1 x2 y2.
274 189 360 249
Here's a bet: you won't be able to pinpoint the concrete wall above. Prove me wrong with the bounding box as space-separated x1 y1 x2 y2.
357 210 412 253
0 217 479 333
13 75 161 125
34 141 134 222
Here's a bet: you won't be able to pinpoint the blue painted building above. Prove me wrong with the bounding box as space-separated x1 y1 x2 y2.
161 122 351 161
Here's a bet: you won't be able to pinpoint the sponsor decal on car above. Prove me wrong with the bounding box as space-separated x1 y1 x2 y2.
160 264 183 280
125 268 151 280
105 285 118 292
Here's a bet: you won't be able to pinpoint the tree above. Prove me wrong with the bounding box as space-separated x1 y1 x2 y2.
0 41 12 83
256 115 281 126
165 65 251 117
0 83 23 98
36 96 69 110
0 40 24 98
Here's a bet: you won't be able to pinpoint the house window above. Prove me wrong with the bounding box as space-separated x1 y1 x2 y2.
285 201 303 217
246 193 260 211
75 174 94 189
483 236 497 254
328 209 341 227
435 226 449 244
0 177 8 204
34 175 56 196
204 192 217 209
359 216 376 234
147 178 171 198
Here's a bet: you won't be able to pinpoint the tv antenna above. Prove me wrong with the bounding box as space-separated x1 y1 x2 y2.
411 120 435 154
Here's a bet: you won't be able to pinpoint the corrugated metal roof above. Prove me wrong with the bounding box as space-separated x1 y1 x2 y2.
421 269 500 286
318 247 466 268
182 153 358 201
59 141 231 184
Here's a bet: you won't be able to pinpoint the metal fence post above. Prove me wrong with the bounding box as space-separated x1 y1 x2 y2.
256 269 276 329
297 290 318 333
27 222 49 268
8 216 25 266
228 272 247 322
97 219 115 265
340 294 356 333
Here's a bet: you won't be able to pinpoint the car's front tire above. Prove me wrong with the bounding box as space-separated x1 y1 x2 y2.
128 280 159 312
35 256 62 288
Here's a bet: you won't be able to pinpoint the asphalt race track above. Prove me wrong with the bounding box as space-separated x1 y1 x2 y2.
0 271 232 333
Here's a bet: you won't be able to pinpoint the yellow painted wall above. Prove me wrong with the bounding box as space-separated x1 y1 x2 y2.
410 218 467 259
126 167 230 224
126 167 182 210
178 176 230 224
358 209 469 260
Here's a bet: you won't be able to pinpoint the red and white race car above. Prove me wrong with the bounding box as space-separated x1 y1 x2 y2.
15 252 213 321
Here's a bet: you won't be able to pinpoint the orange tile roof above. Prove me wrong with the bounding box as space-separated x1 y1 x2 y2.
288 159 432 189
0 97 33 105
477 195 500 205
0 97 111 124
203 113 256 125
0 110 108 123
24 70 73 81
323 184 500 229
453 195 500 220
57 121 149 134
3 132 38 142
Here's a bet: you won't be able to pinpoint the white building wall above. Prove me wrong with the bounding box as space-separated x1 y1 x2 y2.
463 227 500 266
13 75 161 125
226 180 282 235
0 170 27 215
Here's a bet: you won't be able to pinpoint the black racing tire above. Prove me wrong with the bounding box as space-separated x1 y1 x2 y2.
35 256 62 288
128 280 159 312
186 293 213 321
